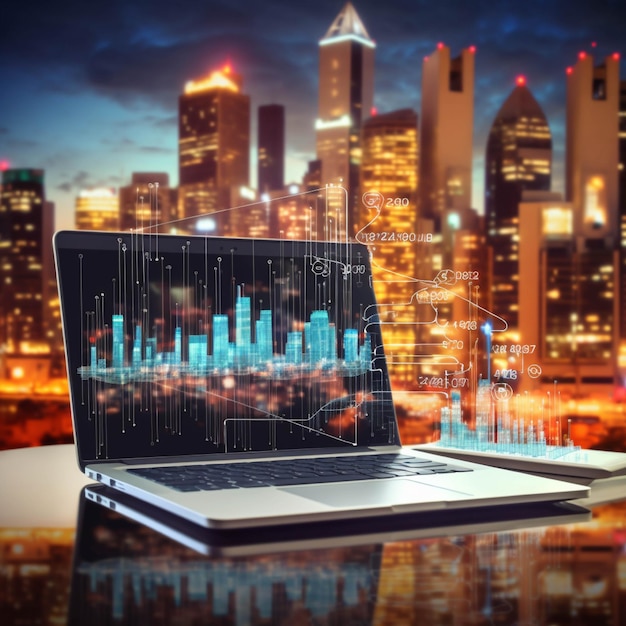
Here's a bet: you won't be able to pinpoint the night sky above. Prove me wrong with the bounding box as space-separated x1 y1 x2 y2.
1 0 624 230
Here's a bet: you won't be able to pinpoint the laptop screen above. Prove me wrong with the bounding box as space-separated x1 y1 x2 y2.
54 231 399 464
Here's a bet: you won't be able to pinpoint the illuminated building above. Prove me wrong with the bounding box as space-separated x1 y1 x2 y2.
419 44 475 230
178 65 250 232
74 187 119 231
0 169 57 379
518 194 618 393
566 52 620 239
316 2 375 234
119 173 175 233
359 108 419 383
619 80 626 340
258 104 285 193
485 77 552 334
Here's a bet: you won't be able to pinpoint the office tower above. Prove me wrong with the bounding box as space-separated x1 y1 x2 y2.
359 109 419 383
258 104 285 193
316 2 375 234
75 188 119 231
485 77 552 334
119 173 175 233
419 44 475 229
566 52 620 240
617 80 626 339
518 194 618 394
178 65 250 232
0 169 53 361
561 51 621 390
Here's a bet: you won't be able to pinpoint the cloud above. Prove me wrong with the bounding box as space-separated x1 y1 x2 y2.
56 170 89 192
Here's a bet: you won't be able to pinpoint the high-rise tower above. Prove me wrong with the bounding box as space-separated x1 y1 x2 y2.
0 169 53 355
75 187 119 231
258 104 285 194
360 108 419 383
419 44 475 228
119 173 175 233
178 65 250 232
316 2 375 234
566 52 620 240
485 77 552 332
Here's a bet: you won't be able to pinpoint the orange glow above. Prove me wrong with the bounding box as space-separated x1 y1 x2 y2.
185 68 240 94
223 63 232 74
516 75 526 86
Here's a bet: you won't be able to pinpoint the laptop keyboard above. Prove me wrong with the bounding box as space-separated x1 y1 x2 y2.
128 453 472 492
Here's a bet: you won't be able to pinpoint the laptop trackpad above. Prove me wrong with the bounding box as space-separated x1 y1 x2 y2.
281 479 471 509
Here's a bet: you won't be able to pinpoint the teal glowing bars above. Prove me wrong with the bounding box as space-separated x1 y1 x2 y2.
82 292 370 379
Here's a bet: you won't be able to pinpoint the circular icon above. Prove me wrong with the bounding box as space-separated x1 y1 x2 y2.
311 258 330 276
434 269 456 286
362 191 384 210
527 364 542 379
491 383 513 401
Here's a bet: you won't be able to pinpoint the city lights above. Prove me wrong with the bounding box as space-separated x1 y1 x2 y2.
0 3 624 457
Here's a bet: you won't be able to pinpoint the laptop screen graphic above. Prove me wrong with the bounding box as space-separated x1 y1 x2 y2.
55 232 398 462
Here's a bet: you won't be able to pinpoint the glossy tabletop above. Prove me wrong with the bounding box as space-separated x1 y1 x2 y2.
1 444 625 625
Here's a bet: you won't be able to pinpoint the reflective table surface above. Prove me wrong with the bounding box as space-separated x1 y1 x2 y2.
1 444 625 625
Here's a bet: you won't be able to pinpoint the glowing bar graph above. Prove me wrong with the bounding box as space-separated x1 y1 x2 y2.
434 382 581 460
79 291 372 384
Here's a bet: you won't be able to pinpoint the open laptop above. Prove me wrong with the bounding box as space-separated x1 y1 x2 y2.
54 230 588 529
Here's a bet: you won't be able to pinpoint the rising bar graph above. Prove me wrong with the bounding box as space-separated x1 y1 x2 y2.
434 381 583 460
79 290 372 384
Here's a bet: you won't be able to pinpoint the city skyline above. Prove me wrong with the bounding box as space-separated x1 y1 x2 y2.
1 0 625 230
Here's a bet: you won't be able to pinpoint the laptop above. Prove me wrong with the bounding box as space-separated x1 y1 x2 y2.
54 230 588 529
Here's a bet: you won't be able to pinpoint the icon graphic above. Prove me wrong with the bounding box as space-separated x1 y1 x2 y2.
491 383 513 401
362 191 384 211
527 364 542 379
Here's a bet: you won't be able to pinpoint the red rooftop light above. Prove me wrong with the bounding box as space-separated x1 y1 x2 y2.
578 51 587 60
437 42 444 50
0 160 9 172
370 107 378 116
566 66 573 75
613 52 621 61
469 45 476 53
516 75 526 86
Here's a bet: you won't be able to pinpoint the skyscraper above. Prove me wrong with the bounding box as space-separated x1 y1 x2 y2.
75 188 119 231
258 104 285 194
178 65 250 232
518 196 618 394
566 52 620 240
485 77 552 332
359 108 419 383
419 44 475 228
119 173 175 233
0 169 53 356
619 80 626 340
316 2 374 234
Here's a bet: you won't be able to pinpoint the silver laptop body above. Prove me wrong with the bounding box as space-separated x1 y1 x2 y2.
54 230 588 528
